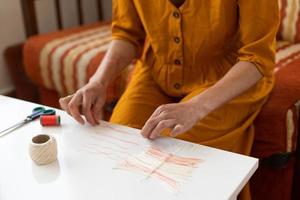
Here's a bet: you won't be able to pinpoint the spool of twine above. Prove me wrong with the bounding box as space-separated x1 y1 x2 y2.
29 134 57 165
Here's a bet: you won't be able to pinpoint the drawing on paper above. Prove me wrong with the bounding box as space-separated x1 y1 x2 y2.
114 145 202 192
78 122 203 192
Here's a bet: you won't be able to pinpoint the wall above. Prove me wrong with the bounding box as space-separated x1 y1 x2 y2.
0 0 25 94
0 0 112 95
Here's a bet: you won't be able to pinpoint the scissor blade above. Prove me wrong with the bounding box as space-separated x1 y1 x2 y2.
0 120 27 137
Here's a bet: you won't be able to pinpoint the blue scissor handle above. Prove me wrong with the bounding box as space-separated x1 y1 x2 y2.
27 107 56 121
32 107 46 113
43 109 56 116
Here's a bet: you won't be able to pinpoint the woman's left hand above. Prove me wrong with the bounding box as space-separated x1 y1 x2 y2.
141 101 207 139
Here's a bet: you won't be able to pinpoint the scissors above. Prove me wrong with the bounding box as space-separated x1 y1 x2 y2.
0 107 56 137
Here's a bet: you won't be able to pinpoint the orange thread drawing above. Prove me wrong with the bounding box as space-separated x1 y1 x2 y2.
115 145 202 192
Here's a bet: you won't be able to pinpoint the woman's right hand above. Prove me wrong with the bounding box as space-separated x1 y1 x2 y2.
59 39 137 125
59 81 107 126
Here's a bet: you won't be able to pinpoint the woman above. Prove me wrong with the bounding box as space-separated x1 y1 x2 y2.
60 1 279 199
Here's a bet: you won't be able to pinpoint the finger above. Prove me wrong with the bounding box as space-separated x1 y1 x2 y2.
93 109 104 122
68 93 85 124
82 94 97 125
59 95 72 111
141 105 170 138
141 112 170 139
91 97 105 123
170 124 185 137
149 119 176 139
59 95 74 115
141 114 164 138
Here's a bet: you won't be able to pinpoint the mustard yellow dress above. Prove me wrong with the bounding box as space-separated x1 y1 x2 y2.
109 1 279 199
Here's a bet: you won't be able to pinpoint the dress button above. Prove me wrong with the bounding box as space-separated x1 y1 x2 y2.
174 83 181 90
173 11 180 18
174 37 180 44
174 59 181 65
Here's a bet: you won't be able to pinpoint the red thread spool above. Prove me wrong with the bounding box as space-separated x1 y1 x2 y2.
40 115 61 126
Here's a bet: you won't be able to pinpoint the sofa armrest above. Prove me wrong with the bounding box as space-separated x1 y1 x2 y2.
253 55 300 158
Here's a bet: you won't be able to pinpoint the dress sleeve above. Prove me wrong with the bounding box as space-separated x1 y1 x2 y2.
112 0 146 57
236 0 280 77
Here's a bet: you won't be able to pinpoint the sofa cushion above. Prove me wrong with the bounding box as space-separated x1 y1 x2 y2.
23 22 130 102
252 40 300 158
278 0 300 43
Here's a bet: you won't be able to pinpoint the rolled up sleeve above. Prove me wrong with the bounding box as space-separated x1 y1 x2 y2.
112 0 146 57
237 0 280 77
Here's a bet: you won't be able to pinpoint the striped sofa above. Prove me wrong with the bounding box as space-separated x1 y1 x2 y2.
23 1 300 199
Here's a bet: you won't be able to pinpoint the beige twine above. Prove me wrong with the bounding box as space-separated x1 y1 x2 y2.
29 134 57 165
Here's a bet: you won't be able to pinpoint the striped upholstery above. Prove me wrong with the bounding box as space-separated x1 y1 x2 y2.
278 0 300 43
276 40 300 72
24 22 130 102
39 26 111 95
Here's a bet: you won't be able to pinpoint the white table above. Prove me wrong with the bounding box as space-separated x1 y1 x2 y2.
0 96 258 200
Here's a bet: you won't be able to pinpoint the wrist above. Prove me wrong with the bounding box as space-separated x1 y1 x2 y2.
89 59 119 88
187 96 214 119
88 76 108 89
